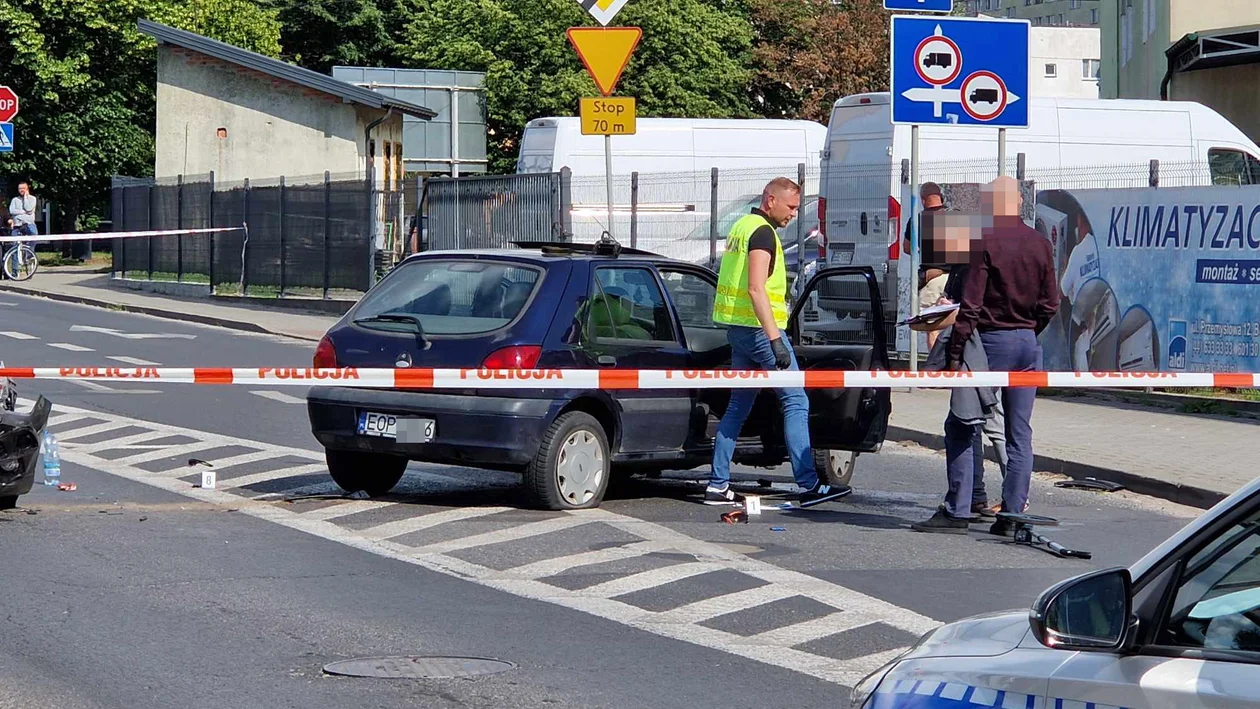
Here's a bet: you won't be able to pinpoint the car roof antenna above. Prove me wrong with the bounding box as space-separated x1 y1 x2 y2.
594 231 622 258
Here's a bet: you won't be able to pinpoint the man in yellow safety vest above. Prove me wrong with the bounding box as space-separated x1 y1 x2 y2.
705 177 850 507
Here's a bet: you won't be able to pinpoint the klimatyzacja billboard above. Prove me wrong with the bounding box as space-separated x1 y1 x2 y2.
1036 186 1260 373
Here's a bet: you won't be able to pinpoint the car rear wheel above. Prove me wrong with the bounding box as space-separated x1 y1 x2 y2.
527 411 609 510
326 450 408 497
813 449 857 488
0 495 17 511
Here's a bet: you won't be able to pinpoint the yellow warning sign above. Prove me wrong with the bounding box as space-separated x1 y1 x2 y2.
567 27 642 96
580 97 636 136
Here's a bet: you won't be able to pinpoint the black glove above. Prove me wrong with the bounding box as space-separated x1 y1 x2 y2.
770 337 792 370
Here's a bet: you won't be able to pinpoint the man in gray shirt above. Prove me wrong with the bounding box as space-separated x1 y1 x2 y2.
8 182 37 237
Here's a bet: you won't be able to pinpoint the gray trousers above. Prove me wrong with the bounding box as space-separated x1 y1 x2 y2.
972 400 1009 505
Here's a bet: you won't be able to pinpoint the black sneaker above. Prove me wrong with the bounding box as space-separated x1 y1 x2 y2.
703 486 737 506
798 482 852 507
989 518 1016 538
911 510 971 535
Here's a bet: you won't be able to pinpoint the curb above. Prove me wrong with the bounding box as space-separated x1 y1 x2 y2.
0 283 321 342
886 424 1227 511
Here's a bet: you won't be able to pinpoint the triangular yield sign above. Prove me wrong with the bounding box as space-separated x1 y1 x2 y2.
567 27 642 96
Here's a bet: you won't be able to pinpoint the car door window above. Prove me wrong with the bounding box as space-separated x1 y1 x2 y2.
659 269 727 353
589 267 677 344
1159 510 1260 653
792 270 880 348
1209 149 1255 186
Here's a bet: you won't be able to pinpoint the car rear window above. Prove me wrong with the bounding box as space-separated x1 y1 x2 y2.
353 259 542 335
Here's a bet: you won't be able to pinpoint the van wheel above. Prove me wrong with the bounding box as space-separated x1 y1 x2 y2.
326 450 408 497
527 411 609 510
0 495 17 511
813 450 857 488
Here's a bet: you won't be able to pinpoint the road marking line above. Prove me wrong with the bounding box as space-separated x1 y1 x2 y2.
358 506 515 541
642 585 798 626
58 421 147 443
107 355 162 366
498 540 667 580
581 561 726 599
218 464 329 490
0 331 37 340
92 431 198 449
740 611 876 647
103 442 249 467
293 500 396 522
409 516 595 556
250 390 307 405
28 396 944 687
48 343 94 352
70 325 196 341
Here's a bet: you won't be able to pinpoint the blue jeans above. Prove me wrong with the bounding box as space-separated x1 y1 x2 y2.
709 326 819 490
10 223 36 237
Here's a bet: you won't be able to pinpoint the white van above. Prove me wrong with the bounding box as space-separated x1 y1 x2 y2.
811 93 1260 350
517 117 827 251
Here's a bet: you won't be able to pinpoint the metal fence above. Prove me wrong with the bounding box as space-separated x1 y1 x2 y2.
110 172 410 299
423 171 572 250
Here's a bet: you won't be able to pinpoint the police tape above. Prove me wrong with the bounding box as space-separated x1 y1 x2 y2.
0 367 1254 390
0 226 245 244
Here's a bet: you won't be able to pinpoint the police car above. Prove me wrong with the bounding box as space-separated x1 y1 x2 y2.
851 477 1260 709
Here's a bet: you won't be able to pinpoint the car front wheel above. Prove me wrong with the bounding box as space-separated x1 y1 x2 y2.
326 450 408 497
813 449 857 488
526 411 610 510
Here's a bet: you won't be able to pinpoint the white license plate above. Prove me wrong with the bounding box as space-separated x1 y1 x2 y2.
358 412 435 443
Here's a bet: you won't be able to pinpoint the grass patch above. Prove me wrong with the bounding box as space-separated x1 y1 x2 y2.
121 271 211 285
37 250 111 267
1172 387 1260 402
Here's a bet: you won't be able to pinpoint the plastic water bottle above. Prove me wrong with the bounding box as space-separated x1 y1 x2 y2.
41 431 61 486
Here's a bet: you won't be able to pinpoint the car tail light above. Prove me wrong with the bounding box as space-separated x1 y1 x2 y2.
888 196 902 261
482 346 542 369
816 197 828 259
313 335 338 368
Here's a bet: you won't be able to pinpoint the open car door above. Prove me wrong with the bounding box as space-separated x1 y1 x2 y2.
787 266 891 455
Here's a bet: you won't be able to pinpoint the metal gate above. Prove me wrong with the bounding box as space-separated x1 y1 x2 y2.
425 170 572 250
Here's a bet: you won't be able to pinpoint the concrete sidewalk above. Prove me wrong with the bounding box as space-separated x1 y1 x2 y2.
2 270 1254 509
0 271 338 341
889 389 1259 509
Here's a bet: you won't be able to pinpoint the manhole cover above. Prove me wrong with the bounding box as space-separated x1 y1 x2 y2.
323 656 516 679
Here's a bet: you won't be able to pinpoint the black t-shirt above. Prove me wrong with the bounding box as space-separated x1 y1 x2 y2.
942 264 968 303
906 204 947 273
748 208 778 276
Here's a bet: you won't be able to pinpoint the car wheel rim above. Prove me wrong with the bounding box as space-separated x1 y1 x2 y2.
827 451 847 473
556 429 604 505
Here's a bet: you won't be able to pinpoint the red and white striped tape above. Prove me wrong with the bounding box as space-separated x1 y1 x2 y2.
0 367 1254 390
0 227 244 244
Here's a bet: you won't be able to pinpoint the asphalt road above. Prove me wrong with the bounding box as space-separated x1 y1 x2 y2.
0 293 1202 708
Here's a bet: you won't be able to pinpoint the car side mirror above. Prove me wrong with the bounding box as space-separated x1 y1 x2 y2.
1030 567 1133 652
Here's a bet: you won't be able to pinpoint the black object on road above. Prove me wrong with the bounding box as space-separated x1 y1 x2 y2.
997 512 1092 560
1054 478 1124 493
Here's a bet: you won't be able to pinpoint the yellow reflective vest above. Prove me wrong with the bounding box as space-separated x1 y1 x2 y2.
712 213 788 328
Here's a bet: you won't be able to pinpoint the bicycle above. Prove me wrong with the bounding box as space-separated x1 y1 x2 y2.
2 240 38 281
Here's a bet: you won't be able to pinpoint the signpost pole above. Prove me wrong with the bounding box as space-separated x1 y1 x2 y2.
910 124 921 373
998 128 1007 176
604 134 615 239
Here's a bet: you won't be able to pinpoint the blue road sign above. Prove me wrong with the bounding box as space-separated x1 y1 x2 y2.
0 123 12 152
890 16 1030 127
884 0 952 11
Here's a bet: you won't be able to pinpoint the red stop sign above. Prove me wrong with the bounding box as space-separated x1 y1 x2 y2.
0 86 19 123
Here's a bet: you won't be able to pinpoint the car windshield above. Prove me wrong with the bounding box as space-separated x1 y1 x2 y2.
353 258 542 335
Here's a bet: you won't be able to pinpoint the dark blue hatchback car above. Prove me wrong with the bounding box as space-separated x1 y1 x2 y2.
307 242 891 509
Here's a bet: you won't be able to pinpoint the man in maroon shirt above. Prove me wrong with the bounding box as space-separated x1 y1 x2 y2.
930 177 1058 536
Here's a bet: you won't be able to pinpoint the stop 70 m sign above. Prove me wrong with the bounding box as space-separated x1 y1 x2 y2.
0 86 19 123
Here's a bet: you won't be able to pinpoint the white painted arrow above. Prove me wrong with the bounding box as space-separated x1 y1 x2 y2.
69 325 196 340
901 88 1022 118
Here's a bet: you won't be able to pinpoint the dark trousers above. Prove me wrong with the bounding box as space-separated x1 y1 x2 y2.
943 329 1041 518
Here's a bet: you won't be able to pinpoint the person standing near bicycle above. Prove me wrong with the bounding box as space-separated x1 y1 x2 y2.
8 182 38 238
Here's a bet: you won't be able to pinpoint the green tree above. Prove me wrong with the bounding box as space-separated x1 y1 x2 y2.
0 0 281 236
399 0 754 173
153 0 284 57
269 0 396 73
